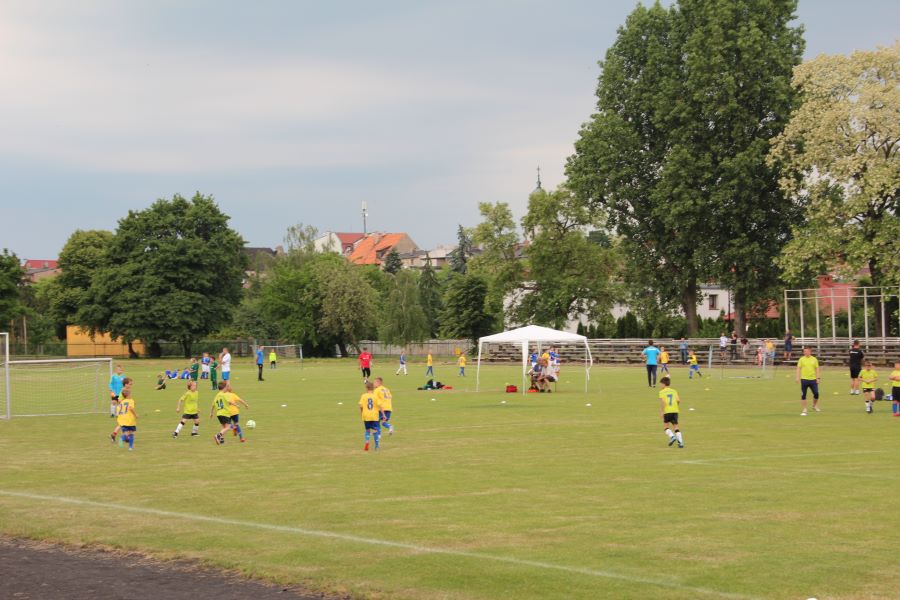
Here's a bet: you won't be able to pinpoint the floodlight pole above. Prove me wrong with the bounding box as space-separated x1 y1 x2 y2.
863 288 869 349
847 288 853 343
3 332 9 420
799 289 805 342
783 290 789 335
880 287 886 349
830 288 836 342
814 293 821 351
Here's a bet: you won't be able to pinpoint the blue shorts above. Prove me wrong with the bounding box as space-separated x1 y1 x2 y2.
120 426 136 433
690 365 700 372
381 410 392 422
801 379 819 400
222 371 231 381
230 414 240 424
364 420 381 431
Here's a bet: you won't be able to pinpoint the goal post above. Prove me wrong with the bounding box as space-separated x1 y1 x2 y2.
1 332 9 420
5 357 113 417
706 344 775 379
254 344 304 369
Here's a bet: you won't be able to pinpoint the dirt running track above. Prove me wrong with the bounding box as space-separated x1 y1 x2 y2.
0 536 342 600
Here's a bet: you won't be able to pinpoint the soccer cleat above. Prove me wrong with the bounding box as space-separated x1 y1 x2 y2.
364 442 369 452
813 406 821 412
128 447 133 451
800 411 807 416
389 427 394 436
240 438 246 443
214 433 224 445
668 436 677 446
110 432 117 443
172 432 178 438
677 443 684 448
190 432 199 437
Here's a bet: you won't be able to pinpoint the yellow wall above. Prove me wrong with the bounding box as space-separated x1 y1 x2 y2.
66 326 145 358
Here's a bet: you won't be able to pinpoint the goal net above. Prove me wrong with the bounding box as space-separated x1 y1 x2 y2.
5 358 112 417
706 344 776 379
256 344 304 368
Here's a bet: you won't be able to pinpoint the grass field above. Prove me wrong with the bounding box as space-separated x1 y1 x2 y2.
0 357 897 599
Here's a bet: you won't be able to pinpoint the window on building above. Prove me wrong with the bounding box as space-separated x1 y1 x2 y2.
708 294 718 310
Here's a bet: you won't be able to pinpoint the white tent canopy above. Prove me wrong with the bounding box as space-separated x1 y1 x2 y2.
475 325 593 394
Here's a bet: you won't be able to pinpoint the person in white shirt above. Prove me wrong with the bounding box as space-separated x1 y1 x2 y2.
219 347 232 382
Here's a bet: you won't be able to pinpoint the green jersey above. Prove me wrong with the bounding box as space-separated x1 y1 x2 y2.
210 361 218 380
190 363 199 381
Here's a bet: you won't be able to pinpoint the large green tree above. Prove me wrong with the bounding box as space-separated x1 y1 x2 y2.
0 249 26 328
313 257 379 355
567 0 804 335
418 254 443 338
380 270 429 346
469 202 522 327
440 274 494 345
79 193 246 357
518 187 618 329
770 42 900 288
48 229 114 330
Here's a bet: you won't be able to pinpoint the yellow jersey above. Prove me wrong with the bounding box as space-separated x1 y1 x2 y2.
426 354 433 366
891 369 900 385
227 392 243 416
659 387 680 414
797 355 819 380
458 355 466 367
688 354 698 366
213 391 231 418
116 398 137 427
268 351 276 362
179 390 199 414
660 351 669 364
766 341 775 352
374 385 392 411
359 392 380 421
859 369 877 390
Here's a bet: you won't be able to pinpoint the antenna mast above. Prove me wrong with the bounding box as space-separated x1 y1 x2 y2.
362 200 368 234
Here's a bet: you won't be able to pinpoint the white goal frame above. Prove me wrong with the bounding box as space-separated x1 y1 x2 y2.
706 345 775 379
1 332 9 420
4 357 113 418
255 344 304 369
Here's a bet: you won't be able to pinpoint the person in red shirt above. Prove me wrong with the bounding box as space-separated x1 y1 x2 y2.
358 348 373 382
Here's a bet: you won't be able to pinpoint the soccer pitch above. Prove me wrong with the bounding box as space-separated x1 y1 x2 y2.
0 359 897 600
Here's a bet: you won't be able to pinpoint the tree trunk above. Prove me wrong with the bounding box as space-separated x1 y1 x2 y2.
148 341 162 358
181 340 192 359
127 341 138 359
682 281 699 336
337 341 348 358
733 290 747 337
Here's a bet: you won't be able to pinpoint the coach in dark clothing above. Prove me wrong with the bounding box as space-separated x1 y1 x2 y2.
849 340 864 396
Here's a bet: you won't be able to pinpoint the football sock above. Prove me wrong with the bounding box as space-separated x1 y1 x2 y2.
110 402 116 416
175 422 184 434
127 434 134 449
665 428 674 440
675 430 683 444
365 431 371 442
375 432 381 449
192 424 199 434
234 424 243 439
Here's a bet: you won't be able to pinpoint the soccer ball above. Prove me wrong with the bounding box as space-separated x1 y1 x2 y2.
245 419 256 429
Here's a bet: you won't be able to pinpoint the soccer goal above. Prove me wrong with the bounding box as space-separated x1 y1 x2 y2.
2 357 113 418
706 345 776 379
257 344 304 369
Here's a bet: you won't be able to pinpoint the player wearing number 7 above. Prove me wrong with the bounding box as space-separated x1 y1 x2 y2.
359 381 381 452
659 376 684 448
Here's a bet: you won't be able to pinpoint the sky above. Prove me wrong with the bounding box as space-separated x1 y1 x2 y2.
1 0 897 259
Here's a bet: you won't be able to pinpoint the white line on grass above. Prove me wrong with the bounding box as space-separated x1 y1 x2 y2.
678 450 888 465
0 489 759 600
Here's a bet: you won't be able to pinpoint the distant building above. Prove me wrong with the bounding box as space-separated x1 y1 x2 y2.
241 246 280 287
397 244 457 269
348 233 419 267
313 232 365 256
22 259 61 282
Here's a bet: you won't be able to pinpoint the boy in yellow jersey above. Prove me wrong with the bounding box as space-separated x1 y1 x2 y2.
115 388 138 451
795 346 821 416
659 346 670 375
859 361 878 414
458 353 466 376
889 361 900 417
210 382 233 445
110 377 133 443
359 381 381 451
659 377 683 448
225 382 250 442
687 351 702 379
173 381 201 438
425 353 434 377
373 377 394 436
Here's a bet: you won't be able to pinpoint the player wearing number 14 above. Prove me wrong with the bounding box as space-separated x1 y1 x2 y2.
659 377 684 448
359 381 382 451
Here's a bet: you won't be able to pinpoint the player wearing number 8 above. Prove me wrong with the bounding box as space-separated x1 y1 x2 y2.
659 377 683 448
359 381 381 452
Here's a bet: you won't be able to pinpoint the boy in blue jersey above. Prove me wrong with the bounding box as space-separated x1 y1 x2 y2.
396 351 408 375
108 364 125 417
641 340 661 388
